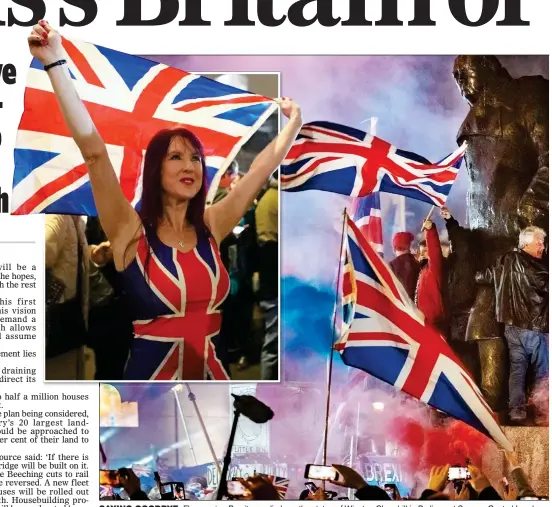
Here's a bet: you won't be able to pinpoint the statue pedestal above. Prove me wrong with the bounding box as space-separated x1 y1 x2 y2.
482 426 548 496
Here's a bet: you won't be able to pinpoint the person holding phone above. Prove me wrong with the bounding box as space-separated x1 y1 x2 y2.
420 464 501 500
28 21 302 380
227 475 280 500
327 464 390 500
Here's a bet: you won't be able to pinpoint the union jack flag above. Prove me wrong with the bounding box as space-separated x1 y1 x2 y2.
281 121 465 206
123 227 230 380
99 485 114 499
353 192 383 256
12 37 276 216
260 474 290 499
335 214 513 451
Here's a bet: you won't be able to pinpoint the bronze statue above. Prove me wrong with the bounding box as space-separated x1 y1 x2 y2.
452 55 549 416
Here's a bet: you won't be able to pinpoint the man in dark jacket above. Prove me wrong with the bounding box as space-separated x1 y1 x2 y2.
441 207 478 341
389 231 419 301
477 226 548 424
440 207 481 382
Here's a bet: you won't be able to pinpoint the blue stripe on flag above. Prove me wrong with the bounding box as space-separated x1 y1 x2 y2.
349 235 378 281
341 346 409 386
215 103 270 126
308 121 366 141
172 76 250 104
205 165 219 190
281 158 311 176
284 165 357 195
123 339 174 379
96 46 159 91
13 149 60 188
429 374 489 436
42 180 97 215
354 192 380 221
30 58 43 70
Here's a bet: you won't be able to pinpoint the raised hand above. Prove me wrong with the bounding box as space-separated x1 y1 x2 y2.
440 206 452 220
27 20 65 65
308 487 327 501
468 464 491 493
427 465 449 492
276 97 302 123
329 464 367 490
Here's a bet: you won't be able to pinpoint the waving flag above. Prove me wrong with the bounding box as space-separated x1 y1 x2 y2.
353 193 383 256
99 485 114 499
260 474 290 499
12 37 276 216
335 214 513 451
281 121 465 206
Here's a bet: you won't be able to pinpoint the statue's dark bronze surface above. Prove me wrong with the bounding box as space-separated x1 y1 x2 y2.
452 56 548 414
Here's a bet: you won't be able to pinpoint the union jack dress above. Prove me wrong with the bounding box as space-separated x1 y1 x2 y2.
121 226 230 380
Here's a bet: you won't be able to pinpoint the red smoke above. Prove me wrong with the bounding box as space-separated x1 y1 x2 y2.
391 417 425 470
392 415 489 472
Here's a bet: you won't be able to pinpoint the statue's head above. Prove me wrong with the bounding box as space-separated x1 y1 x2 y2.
453 56 510 106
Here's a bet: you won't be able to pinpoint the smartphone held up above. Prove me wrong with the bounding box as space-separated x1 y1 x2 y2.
304 464 338 481
448 466 471 481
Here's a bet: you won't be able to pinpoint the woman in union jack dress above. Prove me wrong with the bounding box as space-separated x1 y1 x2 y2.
28 21 302 380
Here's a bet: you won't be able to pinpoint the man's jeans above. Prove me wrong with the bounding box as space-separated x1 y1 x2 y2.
504 325 549 417
260 299 278 380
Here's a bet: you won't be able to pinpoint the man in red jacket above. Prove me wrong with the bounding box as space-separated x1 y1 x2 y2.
415 220 447 335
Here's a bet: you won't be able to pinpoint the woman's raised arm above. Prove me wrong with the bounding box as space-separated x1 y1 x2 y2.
205 98 302 244
28 21 140 260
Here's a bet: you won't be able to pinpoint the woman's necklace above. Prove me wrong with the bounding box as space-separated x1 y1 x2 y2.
165 220 188 249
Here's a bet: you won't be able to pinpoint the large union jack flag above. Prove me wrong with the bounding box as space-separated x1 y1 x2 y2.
281 121 465 206
336 214 513 451
12 37 276 216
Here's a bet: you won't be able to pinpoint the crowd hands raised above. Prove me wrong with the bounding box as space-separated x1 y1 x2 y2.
101 449 543 501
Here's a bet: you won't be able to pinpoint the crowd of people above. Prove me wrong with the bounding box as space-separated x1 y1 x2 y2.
101 449 544 501
389 206 548 425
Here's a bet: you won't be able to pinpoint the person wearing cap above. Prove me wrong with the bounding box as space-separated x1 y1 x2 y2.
389 231 420 301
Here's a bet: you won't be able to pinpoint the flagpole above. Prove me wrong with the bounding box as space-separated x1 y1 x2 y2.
420 206 436 232
171 387 198 466
185 383 222 476
322 208 349 468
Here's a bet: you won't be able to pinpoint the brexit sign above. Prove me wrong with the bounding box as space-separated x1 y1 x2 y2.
362 459 406 485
